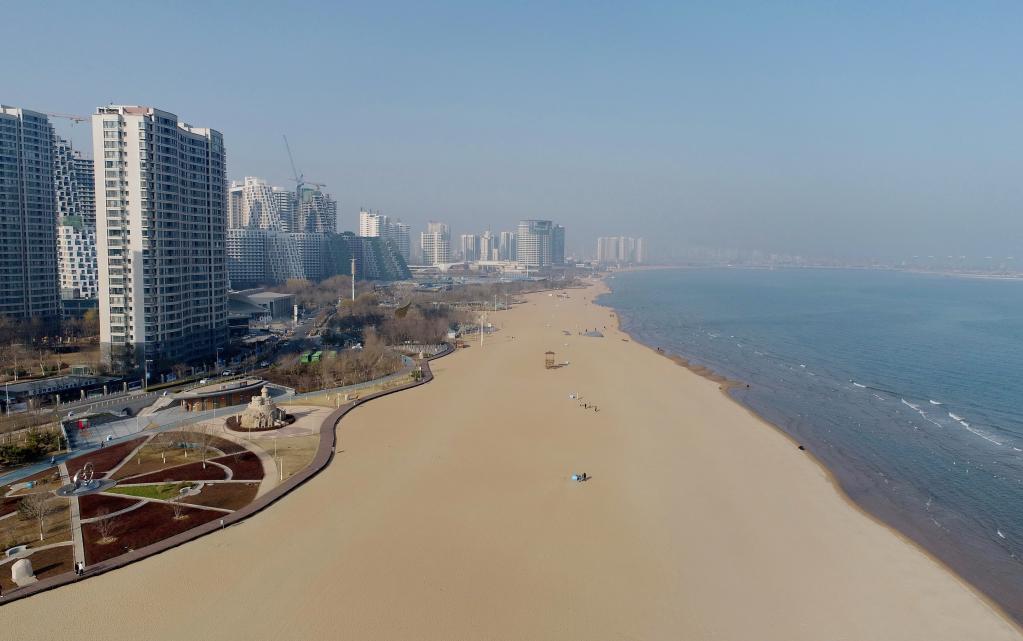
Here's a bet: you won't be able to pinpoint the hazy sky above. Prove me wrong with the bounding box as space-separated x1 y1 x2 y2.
3 1 1021 260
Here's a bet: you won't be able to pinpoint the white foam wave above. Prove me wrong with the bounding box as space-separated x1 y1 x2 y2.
930 400 943 405
852 382 867 388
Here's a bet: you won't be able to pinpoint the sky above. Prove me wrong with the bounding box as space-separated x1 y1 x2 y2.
3 1 1021 261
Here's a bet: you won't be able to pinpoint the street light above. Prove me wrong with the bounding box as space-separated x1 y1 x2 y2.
215 347 223 372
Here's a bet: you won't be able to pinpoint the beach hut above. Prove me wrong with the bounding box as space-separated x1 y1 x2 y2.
545 351 556 369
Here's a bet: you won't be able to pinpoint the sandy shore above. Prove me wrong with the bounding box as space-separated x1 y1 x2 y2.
3 281 1019 640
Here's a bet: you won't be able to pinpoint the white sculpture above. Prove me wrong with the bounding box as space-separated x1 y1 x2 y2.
239 387 287 430
12 557 36 586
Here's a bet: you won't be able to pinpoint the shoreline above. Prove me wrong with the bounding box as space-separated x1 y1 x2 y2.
595 276 1023 632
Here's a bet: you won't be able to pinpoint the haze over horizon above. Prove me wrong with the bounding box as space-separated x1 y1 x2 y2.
5 1 1020 261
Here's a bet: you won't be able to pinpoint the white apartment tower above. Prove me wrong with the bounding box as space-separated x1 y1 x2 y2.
420 221 451 265
516 219 554 268
359 210 410 262
359 209 385 237
228 176 292 231
93 106 228 371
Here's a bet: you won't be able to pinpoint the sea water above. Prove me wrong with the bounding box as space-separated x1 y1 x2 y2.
599 268 1023 620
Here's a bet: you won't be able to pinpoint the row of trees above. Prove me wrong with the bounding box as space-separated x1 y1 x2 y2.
0 309 98 346
267 330 404 393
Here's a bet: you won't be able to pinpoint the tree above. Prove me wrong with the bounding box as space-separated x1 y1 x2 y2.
81 308 99 337
197 425 217 469
169 498 187 520
171 363 190 380
18 493 57 541
93 508 118 544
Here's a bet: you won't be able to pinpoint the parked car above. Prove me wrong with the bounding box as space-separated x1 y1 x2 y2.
198 378 209 385
221 370 233 376
259 361 270 368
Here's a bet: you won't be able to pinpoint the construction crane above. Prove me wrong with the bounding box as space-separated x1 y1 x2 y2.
282 135 326 192
44 112 88 124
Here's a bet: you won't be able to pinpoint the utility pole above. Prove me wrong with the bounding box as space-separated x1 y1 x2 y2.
351 258 356 302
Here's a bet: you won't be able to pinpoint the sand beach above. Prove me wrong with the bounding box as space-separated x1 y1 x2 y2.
3 280 1019 640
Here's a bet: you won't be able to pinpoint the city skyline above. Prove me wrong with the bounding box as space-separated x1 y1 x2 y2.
7 2 1020 261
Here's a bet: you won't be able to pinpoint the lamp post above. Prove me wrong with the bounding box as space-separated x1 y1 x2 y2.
215 347 223 373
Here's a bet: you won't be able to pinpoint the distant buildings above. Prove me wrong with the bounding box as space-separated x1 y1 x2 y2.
459 233 478 261
93 105 228 370
498 231 516 261
479 230 496 261
0 106 61 320
295 185 337 233
552 224 566 265
420 221 451 265
359 209 411 262
516 219 555 268
54 136 98 301
228 176 294 231
596 236 645 265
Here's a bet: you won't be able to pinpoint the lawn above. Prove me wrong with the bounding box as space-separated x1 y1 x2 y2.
108 483 190 501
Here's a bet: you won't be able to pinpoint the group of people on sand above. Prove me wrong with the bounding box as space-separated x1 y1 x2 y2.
580 402 599 412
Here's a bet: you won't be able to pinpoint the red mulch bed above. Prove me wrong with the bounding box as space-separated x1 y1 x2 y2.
0 545 74 593
211 452 264 481
122 461 229 484
66 437 148 476
78 493 142 520
0 496 20 517
82 502 223 565
180 482 259 511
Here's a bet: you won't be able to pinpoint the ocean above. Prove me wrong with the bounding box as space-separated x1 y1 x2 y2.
598 267 1023 621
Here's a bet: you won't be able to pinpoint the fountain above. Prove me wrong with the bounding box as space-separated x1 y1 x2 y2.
56 462 116 497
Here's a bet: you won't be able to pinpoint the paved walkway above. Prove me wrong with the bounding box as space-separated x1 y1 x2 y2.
57 463 85 570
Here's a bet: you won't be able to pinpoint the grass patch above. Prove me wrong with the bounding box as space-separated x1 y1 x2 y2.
108 483 189 501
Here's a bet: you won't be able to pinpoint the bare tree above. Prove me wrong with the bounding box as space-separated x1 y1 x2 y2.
171 362 190 381
197 425 217 469
93 508 118 544
169 498 187 520
18 493 57 541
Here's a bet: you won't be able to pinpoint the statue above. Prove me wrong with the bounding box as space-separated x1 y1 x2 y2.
239 387 287 430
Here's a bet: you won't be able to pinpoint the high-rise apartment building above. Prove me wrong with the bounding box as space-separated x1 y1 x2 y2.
459 234 478 261
552 224 566 265
358 210 411 262
478 230 496 261
498 231 516 261
228 176 293 231
295 185 337 233
389 220 411 262
596 236 645 265
0 106 60 320
358 209 385 237
420 221 451 265
93 105 228 370
54 136 98 300
516 219 554 268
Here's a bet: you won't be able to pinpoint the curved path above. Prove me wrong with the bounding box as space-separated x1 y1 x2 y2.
0 348 447 611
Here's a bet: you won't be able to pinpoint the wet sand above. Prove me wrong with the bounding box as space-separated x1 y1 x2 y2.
3 281 1020 640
